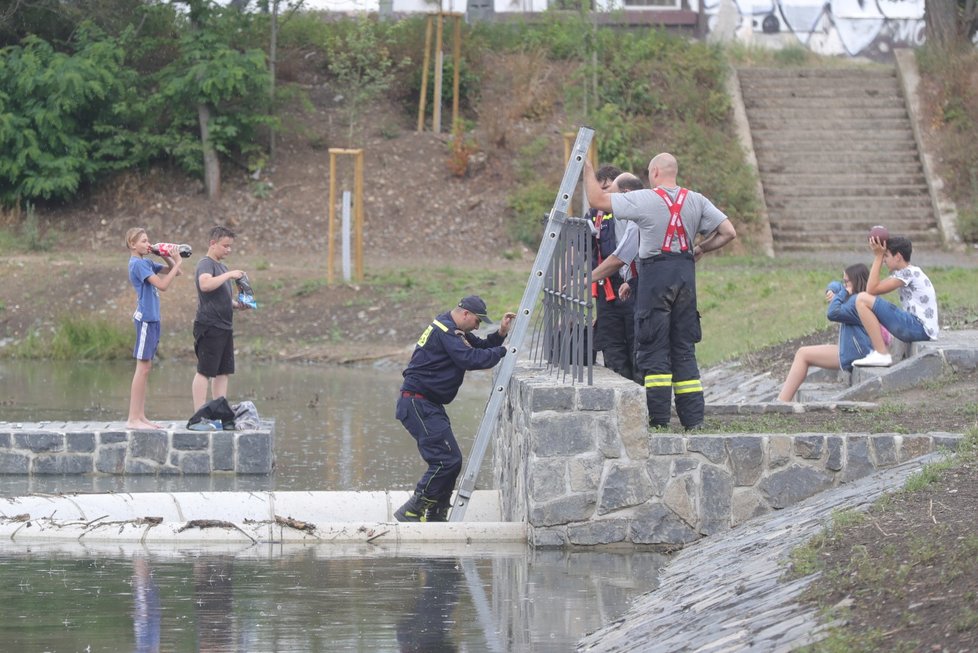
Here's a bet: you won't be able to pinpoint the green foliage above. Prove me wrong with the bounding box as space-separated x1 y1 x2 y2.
917 45 978 243
322 15 407 144
772 44 812 66
508 181 555 249
0 4 276 208
12 317 131 360
154 9 275 174
0 29 141 206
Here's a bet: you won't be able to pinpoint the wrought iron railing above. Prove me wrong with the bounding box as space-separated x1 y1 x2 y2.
527 215 594 385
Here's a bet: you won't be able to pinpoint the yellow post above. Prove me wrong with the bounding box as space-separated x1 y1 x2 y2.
563 132 575 165
327 150 338 284
433 12 444 134
417 16 433 133
452 14 461 130
327 148 366 284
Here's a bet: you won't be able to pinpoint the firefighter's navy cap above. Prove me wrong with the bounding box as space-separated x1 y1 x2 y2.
458 295 494 324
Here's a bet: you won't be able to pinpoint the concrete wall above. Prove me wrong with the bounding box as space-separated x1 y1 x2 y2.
0 421 275 475
495 366 960 548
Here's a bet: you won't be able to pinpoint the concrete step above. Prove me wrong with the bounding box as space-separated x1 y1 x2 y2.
752 133 917 149
751 127 915 141
754 139 917 154
747 117 912 131
756 155 923 170
738 67 897 81
758 172 925 186
769 228 941 245
766 197 933 211
794 383 849 403
744 97 905 110
775 236 942 251
746 107 909 121
762 184 930 198
740 86 902 100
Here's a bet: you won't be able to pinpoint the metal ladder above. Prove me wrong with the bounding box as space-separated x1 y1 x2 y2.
450 126 594 521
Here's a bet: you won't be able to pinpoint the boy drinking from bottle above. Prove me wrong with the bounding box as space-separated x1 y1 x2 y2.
126 227 182 429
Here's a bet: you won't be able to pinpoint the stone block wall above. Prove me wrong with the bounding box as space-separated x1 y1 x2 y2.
0 421 275 475
494 366 960 548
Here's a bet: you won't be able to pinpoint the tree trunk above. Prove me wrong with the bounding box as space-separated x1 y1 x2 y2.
198 103 221 200
269 0 278 165
925 0 960 50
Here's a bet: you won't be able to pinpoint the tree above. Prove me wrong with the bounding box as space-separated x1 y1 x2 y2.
162 0 273 199
324 16 401 146
0 30 142 206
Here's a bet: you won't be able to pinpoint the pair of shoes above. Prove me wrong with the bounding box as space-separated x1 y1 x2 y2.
187 419 222 431
852 351 893 367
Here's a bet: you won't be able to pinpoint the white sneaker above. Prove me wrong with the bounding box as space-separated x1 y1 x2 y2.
852 351 893 367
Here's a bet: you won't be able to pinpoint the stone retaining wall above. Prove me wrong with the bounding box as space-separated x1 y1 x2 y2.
494 366 960 548
0 421 275 475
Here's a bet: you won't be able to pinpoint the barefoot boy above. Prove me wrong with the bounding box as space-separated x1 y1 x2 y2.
851 235 939 367
126 227 182 429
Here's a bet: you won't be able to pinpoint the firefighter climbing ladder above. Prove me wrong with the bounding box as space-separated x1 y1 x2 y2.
450 126 595 522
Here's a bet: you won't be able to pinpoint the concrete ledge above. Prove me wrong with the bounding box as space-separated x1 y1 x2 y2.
0 490 526 544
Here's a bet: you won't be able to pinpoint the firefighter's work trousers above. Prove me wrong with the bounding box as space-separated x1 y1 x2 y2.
635 253 704 428
593 278 641 385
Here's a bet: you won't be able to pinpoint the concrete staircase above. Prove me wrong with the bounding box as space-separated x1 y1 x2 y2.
738 66 941 253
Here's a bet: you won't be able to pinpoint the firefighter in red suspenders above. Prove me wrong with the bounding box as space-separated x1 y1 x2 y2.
585 154 737 430
588 172 643 385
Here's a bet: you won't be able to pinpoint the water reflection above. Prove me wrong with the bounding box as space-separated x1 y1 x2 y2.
396 558 462 653
133 557 162 653
0 546 666 652
0 359 492 495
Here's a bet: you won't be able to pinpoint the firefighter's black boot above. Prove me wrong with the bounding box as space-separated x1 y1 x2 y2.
394 492 439 522
427 495 452 522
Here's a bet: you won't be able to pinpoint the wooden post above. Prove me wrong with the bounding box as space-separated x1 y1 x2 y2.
327 150 338 284
433 13 444 134
327 148 365 284
417 16 433 133
452 14 462 130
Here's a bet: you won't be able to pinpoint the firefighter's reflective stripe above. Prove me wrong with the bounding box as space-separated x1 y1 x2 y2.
673 379 703 395
644 373 672 389
417 319 451 347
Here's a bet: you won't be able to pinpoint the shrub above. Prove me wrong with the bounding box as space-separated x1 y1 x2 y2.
509 180 557 249
13 317 131 360
917 45 978 244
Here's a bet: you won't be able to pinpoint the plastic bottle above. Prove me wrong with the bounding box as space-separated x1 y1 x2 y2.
150 243 193 258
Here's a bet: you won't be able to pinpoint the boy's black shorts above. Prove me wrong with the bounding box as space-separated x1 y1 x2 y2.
194 322 235 377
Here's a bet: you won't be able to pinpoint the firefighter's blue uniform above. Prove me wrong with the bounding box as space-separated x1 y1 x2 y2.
396 310 506 518
588 207 640 384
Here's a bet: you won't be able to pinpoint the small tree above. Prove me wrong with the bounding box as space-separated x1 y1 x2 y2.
324 16 403 146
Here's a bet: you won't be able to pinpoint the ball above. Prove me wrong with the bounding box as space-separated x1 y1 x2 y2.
869 225 889 243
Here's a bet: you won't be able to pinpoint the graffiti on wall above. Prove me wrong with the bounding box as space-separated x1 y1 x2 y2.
705 0 926 58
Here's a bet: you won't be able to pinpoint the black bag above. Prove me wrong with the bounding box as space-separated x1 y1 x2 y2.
186 396 236 431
